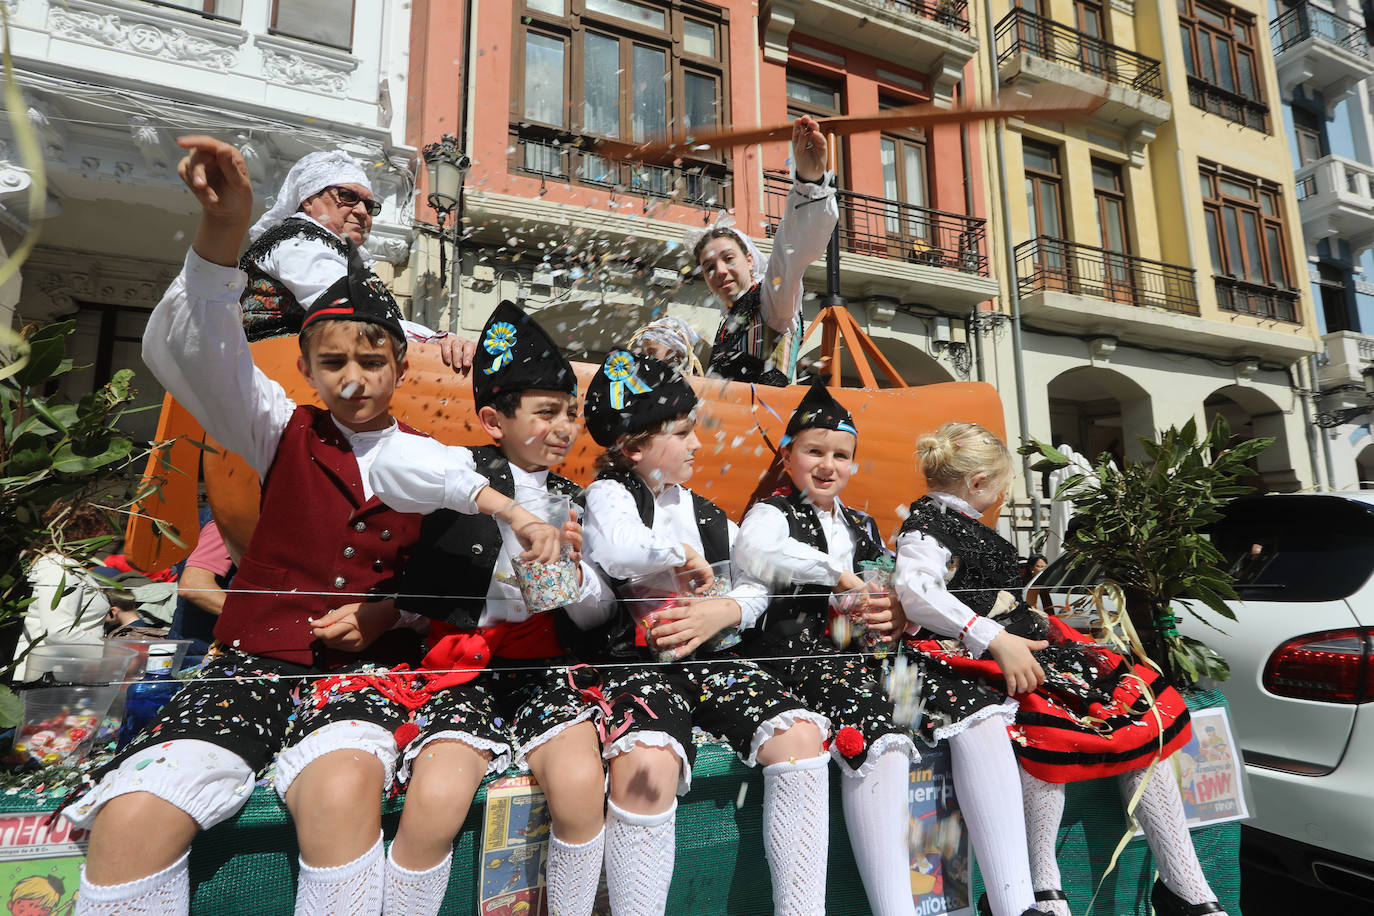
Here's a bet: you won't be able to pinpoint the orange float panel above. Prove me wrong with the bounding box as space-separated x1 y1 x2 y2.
127 337 1007 569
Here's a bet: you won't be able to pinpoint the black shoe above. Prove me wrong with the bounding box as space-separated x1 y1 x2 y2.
978 891 1070 916
1151 878 1225 915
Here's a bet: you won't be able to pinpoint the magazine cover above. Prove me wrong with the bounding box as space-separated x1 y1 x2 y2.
0 811 88 915
1172 706 1249 829
481 775 551 916
908 741 973 916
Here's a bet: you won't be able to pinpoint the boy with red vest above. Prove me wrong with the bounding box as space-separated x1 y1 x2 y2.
65 137 560 916
365 301 614 916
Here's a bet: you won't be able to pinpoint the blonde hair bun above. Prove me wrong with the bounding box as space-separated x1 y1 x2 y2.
917 421 1012 489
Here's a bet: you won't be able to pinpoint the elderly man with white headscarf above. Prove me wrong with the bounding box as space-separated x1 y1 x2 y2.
240 150 475 369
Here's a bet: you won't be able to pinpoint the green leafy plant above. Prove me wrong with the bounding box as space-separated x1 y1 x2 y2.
1021 415 1272 687
0 320 150 725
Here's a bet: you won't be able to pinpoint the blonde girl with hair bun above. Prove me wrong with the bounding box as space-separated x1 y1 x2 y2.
891 425 1228 916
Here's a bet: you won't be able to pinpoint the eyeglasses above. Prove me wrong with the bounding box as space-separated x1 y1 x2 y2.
323 185 382 216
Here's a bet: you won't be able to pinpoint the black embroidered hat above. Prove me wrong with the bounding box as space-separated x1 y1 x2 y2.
300 246 406 345
585 349 698 447
473 300 578 409
782 380 858 446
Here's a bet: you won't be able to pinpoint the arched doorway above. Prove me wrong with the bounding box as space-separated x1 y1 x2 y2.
1045 367 1155 466
1204 386 1299 493
1355 443 1374 490
795 335 957 388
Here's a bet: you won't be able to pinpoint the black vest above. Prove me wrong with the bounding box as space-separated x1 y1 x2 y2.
755 488 887 634
706 284 790 386
592 466 733 659
239 219 399 342
397 445 585 636
899 496 1049 640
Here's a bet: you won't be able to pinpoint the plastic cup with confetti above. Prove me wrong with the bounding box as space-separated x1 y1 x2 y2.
497 489 580 612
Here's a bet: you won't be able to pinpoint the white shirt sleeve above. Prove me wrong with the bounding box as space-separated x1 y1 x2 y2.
582 480 687 580
734 502 847 588
893 529 1004 658
367 435 490 514
561 560 616 629
724 518 769 630
251 229 348 309
142 249 296 478
758 176 839 335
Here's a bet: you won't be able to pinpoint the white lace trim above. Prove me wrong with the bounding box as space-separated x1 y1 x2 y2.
835 731 919 779
272 719 398 801
746 709 832 767
515 706 599 770
931 697 1019 742
397 730 512 784
602 730 693 794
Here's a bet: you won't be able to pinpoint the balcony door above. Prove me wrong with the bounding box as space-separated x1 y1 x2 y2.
1074 0 1107 77
1093 159 1134 304
1024 139 1067 283
881 124 931 263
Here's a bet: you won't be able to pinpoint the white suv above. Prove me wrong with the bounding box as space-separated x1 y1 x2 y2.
1033 492 1374 901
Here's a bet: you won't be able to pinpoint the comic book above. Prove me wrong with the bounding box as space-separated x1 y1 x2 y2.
0 811 87 915
1171 706 1249 829
908 742 973 916
481 775 551 916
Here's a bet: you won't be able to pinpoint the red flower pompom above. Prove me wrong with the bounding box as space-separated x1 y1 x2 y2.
834 726 865 758
394 722 420 750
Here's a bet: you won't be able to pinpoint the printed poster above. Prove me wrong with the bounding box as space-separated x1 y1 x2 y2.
908 742 973 916
481 775 551 916
0 812 88 915
1171 706 1249 829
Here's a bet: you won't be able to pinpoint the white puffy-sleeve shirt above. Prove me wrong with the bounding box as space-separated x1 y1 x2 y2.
741 177 839 336
733 496 859 630
893 491 1004 658
368 444 611 629
583 478 767 629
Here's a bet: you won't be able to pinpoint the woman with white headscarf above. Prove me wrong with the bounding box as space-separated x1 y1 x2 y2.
239 151 474 368
692 117 838 385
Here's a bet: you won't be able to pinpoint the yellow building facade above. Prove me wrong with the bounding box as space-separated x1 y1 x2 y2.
973 0 1326 520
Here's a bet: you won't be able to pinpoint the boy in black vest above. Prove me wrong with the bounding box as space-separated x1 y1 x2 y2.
734 381 919 916
581 350 831 914
366 301 613 916
66 138 553 916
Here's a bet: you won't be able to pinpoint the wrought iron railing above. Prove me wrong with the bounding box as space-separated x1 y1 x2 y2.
994 9 1164 98
1271 2 1369 57
1186 76 1269 131
1013 236 1200 315
763 174 987 275
885 0 971 33
512 128 731 210
1214 276 1300 322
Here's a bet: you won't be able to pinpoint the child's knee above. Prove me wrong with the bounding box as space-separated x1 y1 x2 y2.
756 719 825 765
287 749 386 814
608 744 680 808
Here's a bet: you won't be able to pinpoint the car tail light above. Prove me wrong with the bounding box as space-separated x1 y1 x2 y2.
1263 628 1374 704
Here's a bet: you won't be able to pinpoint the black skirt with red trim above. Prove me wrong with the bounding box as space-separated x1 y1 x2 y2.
906 610 1192 784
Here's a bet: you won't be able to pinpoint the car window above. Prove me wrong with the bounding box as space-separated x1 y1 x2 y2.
1208 496 1374 602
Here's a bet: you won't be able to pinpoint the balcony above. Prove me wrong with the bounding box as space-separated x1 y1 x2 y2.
1271 2 1374 109
1295 154 1374 254
994 10 1170 160
1014 237 1198 314
1215 276 1301 323
761 174 996 307
763 0 979 102
1317 330 1374 392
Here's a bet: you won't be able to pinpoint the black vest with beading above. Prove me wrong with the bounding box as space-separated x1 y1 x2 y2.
899 495 1020 617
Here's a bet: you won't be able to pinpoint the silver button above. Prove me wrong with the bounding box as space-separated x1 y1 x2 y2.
353 521 366 532
343 547 356 559
473 544 483 555
373 560 385 572
380 529 392 541
334 576 346 588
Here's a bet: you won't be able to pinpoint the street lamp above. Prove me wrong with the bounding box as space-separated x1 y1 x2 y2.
1314 365 1374 428
421 134 471 326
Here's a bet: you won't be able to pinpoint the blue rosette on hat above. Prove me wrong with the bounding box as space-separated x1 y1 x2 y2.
473 300 577 409
585 349 697 447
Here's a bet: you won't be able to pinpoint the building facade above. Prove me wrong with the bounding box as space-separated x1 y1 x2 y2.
1270 0 1374 487
0 0 416 440
973 0 1325 538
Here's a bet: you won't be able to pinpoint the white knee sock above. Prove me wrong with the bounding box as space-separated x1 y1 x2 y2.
295 833 384 916
1018 770 1071 916
603 800 675 916
840 749 917 916
1120 762 1227 915
382 845 451 916
763 753 830 916
948 717 1035 916
76 851 191 916
547 825 606 916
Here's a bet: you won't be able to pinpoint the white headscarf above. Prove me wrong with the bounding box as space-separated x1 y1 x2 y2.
248 150 372 242
684 212 766 304
629 316 704 374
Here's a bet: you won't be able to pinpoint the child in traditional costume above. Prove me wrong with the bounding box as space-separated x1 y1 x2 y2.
581 350 831 915
895 422 1226 916
694 118 837 385
366 301 614 916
